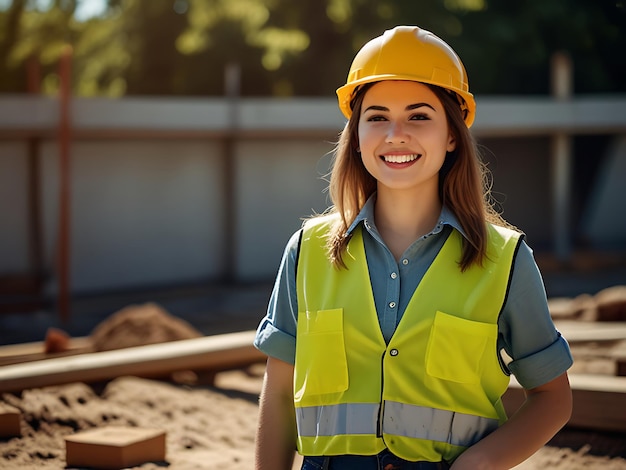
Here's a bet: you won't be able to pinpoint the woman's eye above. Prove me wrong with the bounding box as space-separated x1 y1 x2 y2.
366 115 387 122
410 113 429 121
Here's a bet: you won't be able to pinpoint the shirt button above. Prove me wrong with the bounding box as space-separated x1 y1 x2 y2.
390 349 399 356
390 272 397 279
389 301 396 309
402 259 409 265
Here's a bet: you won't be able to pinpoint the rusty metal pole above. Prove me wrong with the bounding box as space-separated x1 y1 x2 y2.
27 56 44 292
550 51 574 264
222 62 240 282
57 45 73 322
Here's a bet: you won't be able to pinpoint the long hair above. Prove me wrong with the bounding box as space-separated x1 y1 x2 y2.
321 82 514 271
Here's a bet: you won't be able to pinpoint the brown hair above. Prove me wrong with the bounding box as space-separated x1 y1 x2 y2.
319 81 515 271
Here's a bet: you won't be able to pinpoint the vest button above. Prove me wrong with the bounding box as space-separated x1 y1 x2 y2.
389 301 396 309
390 349 399 356
390 272 397 279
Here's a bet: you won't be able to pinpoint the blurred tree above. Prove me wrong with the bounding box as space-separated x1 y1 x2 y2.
0 0 130 95
0 0 624 97
0 0 27 92
451 0 626 94
2 0 78 94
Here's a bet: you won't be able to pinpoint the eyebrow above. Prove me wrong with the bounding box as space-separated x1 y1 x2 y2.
363 102 437 113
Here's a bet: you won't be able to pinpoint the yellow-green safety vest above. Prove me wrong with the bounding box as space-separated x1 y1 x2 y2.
294 215 522 463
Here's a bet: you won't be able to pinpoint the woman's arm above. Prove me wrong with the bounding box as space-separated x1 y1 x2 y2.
451 372 572 470
255 356 298 470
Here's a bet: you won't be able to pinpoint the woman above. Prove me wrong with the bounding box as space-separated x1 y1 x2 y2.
254 25 573 470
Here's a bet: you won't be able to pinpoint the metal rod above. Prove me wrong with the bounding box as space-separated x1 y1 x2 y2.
57 45 73 322
222 62 241 281
550 51 574 263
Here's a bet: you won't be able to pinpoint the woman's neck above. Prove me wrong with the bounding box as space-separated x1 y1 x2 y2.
374 189 442 261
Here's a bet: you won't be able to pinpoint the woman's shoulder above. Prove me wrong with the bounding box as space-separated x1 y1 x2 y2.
301 211 341 233
487 222 524 244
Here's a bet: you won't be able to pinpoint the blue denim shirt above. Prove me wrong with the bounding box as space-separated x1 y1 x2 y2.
254 196 572 390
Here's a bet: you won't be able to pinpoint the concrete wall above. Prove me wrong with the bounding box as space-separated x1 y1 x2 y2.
0 141 30 274
580 135 626 248
479 136 553 248
235 139 334 280
1 95 625 295
0 134 337 293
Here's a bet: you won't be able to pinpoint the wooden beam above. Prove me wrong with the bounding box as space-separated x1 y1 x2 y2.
0 331 266 393
0 336 92 367
554 320 626 343
2 96 626 140
503 374 626 432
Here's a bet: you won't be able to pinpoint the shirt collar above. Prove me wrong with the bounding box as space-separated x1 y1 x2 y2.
346 194 376 235
346 193 469 241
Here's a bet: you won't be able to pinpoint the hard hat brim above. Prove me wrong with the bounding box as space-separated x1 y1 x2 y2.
336 75 476 128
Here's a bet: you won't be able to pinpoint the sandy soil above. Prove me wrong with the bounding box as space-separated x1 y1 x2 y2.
1 290 626 469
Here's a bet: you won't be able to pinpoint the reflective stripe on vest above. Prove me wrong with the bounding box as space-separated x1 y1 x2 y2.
297 401 499 447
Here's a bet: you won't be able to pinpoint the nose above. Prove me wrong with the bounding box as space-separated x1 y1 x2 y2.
385 120 408 144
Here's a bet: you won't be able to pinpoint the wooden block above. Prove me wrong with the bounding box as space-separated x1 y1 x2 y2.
0 404 21 438
65 426 165 469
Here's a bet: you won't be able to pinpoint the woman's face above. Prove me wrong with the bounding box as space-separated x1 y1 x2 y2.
357 80 455 195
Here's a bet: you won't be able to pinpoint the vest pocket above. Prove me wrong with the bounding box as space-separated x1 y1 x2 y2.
426 311 497 384
296 308 349 396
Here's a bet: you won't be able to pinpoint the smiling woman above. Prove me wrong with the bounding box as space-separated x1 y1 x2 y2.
253 25 574 470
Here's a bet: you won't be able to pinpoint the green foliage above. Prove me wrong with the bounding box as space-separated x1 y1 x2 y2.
452 0 626 94
0 0 624 97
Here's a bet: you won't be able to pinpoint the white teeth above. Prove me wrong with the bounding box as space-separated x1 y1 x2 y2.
382 154 419 163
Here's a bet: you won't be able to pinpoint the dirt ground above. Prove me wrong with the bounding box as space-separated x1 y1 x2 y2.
1 289 626 469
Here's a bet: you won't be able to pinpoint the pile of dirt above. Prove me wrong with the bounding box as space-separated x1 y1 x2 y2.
89 302 203 351
0 371 262 469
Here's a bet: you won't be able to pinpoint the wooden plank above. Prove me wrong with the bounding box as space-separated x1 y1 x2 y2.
554 320 626 343
503 374 626 432
0 331 266 393
0 337 93 366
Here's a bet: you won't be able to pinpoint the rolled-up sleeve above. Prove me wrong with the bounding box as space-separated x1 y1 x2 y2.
253 230 300 365
499 241 573 390
507 333 573 389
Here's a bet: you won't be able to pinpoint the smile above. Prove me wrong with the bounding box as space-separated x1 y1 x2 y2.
381 154 421 163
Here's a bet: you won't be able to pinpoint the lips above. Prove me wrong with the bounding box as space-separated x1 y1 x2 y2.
381 153 421 163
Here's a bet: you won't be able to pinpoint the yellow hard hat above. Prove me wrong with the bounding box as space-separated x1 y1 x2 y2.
336 25 476 127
